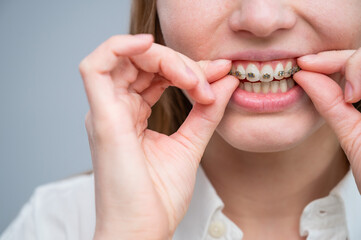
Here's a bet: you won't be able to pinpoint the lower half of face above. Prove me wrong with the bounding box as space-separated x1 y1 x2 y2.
217 93 325 152
157 0 361 152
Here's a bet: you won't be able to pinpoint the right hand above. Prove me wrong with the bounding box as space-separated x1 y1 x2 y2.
79 34 238 240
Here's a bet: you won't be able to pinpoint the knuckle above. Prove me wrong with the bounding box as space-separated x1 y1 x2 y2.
106 34 128 49
106 35 119 48
108 34 122 43
78 57 92 76
161 45 179 61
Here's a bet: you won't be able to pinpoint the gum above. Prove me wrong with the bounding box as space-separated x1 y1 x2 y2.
232 58 297 71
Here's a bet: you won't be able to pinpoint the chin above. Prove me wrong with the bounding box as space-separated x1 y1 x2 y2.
215 103 326 153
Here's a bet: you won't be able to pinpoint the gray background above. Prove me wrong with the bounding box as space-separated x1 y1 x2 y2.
0 0 131 232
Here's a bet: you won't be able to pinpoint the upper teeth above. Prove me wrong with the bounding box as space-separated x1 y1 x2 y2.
260 64 273 82
230 61 300 82
274 63 284 80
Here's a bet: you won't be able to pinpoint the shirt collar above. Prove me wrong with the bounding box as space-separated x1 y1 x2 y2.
174 166 361 240
173 165 224 240
330 169 361 240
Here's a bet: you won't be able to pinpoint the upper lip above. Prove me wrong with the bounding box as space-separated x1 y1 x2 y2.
219 49 305 62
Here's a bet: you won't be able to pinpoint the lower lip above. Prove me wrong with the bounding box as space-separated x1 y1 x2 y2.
230 81 305 113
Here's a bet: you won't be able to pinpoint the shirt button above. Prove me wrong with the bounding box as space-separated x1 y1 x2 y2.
317 209 327 217
208 220 226 238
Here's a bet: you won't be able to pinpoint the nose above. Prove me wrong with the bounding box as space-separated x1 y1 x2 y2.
228 0 296 37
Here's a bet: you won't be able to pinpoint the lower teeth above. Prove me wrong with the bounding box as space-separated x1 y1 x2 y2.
239 78 296 94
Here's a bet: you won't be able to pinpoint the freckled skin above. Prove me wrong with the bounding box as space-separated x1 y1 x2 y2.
157 0 361 152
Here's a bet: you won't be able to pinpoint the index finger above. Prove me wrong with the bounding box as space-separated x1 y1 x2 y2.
130 44 217 104
297 49 361 103
79 34 154 115
297 50 355 74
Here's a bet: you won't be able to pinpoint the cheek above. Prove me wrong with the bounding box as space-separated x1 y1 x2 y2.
299 0 361 48
157 0 229 59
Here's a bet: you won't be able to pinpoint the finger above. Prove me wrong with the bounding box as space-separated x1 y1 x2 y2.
130 44 216 105
196 59 232 83
297 50 355 75
297 49 361 103
128 71 155 93
293 70 361 166
131 59 231 101
79 34 154 115
140 76 170 107
185 59 232 105
171 75 239 161
132 58 231 109
84 34 154 74
344 49 361 103
176 53 232 102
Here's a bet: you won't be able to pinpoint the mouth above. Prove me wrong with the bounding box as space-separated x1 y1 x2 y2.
228 58 306 113
229 58 301 94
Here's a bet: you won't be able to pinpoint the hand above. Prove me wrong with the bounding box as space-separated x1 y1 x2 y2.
293 49 361 193
79 34 238 240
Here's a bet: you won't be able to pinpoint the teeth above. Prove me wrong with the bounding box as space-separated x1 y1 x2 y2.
260 65 273 82
246 64 260 82
261 82 270 94
236 65 246 79
274 63 284 80
284 61 293 78
271 81 280 93
232 60 299 94
244 82 252 92
239 78 296 93
252 82 261 93
230 65 236 75
287 78 294 89
231 61 300 80
280 79 287 93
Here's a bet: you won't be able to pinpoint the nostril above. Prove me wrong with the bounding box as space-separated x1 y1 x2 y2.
228 2 297 38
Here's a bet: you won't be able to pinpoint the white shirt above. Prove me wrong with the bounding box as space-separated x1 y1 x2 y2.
1 166 360 240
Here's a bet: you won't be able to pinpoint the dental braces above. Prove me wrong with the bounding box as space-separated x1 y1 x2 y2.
229 66 301 79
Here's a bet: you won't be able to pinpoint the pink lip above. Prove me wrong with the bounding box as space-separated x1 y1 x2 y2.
219 49 304 61
217 49 309 113
230 84 305 113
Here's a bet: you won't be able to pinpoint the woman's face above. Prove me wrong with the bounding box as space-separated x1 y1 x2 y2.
156 0 361 152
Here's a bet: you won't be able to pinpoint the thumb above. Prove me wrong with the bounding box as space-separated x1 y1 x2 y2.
197 59 232 83
170 75 239 160
292 70 360 138
293 70 361 191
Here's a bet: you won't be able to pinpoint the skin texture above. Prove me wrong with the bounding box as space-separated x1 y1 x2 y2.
157 0 361 152
80 35 239 240
80 1 361 240
156 0 361 239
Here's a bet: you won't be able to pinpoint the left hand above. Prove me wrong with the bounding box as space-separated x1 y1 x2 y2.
293 49 361 193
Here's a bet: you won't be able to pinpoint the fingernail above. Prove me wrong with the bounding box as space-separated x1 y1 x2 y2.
209 59 231 68
298 54 317 62
345 81 354 102
134 34 153 40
